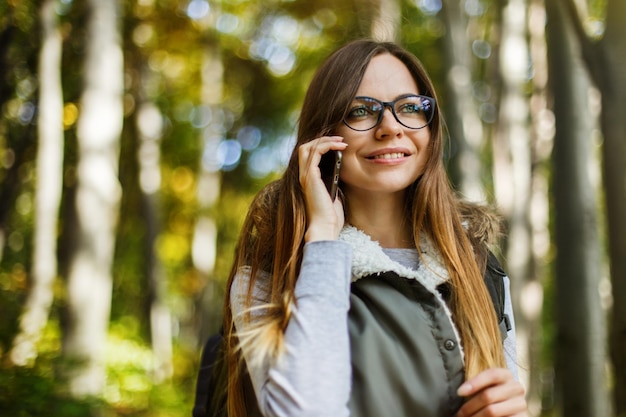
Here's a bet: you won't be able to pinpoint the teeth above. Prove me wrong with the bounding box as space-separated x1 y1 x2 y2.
372 152 405 160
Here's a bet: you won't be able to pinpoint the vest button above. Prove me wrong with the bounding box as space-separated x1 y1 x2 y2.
444 339 456 351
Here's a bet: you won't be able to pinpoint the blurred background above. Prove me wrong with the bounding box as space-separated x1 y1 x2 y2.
0 0 624 416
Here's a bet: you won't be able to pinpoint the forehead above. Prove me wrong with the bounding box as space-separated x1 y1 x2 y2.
355 53 420 99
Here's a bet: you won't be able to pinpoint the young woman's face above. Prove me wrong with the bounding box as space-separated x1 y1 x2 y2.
335 53 432 198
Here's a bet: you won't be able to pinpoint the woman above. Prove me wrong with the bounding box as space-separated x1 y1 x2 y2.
222 39 527 417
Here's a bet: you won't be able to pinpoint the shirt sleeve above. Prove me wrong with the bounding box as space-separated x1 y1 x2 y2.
230 240 353 417
502 275 519 380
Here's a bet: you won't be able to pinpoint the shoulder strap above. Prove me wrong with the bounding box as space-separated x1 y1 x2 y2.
483 252 512 340
193 331 225 417
193 330 262 417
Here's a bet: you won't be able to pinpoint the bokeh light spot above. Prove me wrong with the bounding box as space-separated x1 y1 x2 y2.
216 13 239 34
414 0 442 15
237 126 262 151
63 103 79 128
170 166 194 194
186 0 210 20
472 40 492 59
217 140 242 171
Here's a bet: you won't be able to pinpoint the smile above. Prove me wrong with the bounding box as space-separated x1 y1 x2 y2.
369 152 407 160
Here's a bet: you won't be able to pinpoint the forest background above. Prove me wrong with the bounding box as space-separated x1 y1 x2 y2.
0 0 624 416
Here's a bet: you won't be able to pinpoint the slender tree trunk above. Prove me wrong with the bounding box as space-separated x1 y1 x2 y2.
527 0 554 409
0 13 16 115
370 0 401 42
0 14 19 262
9 0 65 366
560 0 626 412
440 0 486 201
601 47 626 417
546 1 608 416
592 4 626 413
192 46 225 347
136 99 173 382
63 0 123 397
492 0 540 413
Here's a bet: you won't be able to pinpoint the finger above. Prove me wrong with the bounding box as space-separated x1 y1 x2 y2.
298 136 346 188
457 379 526 417
298 137 348 242
457 368 513 397
298 136 345 168
457 391 527 417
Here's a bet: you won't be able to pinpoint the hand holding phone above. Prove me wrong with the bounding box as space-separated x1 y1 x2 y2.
319 150 342 202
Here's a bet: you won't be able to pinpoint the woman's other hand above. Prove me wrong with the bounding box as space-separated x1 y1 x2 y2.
456 368 527 417
298 136 348 242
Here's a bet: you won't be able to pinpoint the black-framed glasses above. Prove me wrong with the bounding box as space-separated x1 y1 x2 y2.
343 94 436 131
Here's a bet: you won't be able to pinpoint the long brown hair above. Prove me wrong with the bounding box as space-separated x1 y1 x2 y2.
223 39 505 416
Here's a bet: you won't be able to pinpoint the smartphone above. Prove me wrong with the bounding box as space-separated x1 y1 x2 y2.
319 150 342 201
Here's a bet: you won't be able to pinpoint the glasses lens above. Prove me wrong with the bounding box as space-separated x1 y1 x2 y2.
393 96 434 129
344 98 383 131
344 95 435 131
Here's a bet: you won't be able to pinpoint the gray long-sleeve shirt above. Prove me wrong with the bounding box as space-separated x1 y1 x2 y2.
231 239 518 417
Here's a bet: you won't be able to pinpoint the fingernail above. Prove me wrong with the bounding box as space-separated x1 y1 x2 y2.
457 382 472 396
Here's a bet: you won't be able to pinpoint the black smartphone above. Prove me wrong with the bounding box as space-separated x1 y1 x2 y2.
319 150 342 201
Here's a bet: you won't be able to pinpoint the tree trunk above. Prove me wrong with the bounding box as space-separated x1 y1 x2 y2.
526 0 554 410
440 0 486 201
9 0 64 366
63 0 123 397
492 0 540 413
192 47 225 347
601 51 626 417
0 13 16 115
560 0 626 413
370 0 401 42
136 100 173 382
0 13 21 262
546 1 608 416
593 3 626 414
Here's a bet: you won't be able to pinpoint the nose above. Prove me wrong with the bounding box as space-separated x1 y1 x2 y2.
375 106 402 140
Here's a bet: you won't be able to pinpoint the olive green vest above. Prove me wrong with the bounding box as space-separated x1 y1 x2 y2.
348 271 465 417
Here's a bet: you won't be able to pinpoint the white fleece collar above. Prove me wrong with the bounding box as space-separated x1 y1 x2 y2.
338 225 450 291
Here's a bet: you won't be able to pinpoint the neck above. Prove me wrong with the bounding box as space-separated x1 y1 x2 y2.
345 190 414 248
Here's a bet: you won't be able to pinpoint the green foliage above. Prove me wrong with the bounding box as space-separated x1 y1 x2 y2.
0 365 101 417
0 317 197 417
0 283 26 353
101 326 197 417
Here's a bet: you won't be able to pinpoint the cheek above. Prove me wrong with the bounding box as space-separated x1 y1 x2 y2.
413 134 432 172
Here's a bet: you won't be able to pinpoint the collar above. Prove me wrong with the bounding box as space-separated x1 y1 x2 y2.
338 225 449 292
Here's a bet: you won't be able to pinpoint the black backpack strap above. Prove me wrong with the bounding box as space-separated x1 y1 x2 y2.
483 252 512 341
193 332 224 417
192 328 262 417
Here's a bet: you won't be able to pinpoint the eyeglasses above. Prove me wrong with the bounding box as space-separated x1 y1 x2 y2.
343 94 436 131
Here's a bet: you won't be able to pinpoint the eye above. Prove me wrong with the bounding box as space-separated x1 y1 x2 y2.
398 103 422 114
347 101 380 119
347 105 370 119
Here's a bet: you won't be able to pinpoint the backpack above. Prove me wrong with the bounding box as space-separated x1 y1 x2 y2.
192 331 260 417
192 332 225 417
484 251 513 339
192 252 511 417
